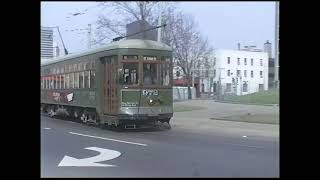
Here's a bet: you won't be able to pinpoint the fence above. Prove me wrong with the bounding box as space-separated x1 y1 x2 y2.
173 86 196 101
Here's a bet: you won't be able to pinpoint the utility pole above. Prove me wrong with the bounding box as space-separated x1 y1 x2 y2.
274 1 279 88
207 65 211 99
240 75 242 96
157 10 162 42
217 68 225 100
191 62 195 99
208 78 211 98
192 63 195 89
87 24 92 49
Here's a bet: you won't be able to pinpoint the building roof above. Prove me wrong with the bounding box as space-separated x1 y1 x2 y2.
41 39 172 66
213 49 268 56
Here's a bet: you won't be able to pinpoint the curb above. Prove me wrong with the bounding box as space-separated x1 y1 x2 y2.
209 117 279 125
214 101 279 107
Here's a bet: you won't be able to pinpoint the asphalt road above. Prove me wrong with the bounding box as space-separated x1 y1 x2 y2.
41 115 279 177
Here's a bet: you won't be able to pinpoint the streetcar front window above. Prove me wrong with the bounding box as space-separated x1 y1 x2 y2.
142 56 171 86
160 63 170 86
119 63 139 85
143 63 158 85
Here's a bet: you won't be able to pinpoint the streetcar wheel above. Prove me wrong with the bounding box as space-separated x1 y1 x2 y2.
48 106 56 117
80 113 88 123
166 122 171 129
74 111 79 119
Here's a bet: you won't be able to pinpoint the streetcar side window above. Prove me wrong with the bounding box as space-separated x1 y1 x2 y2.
48 76 51 89
74 72 79 88
160 63 170 86
119 63 139 85
70 73 74 89
46 77 48 89
54 75 57 89
47 76 50 89
45 77 48 89
55 75 58 89
48 76 50 89
50 76 54 89
61 74 65 89
56 75 59 89
59 75 62 89
47 76 49 89
79 72 84 88
65 74 70 89
90 71 95 88
84 71 89 88
58 75 61 89
41 77 43 89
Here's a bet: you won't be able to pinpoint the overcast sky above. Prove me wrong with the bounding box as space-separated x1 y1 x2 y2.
41 1 276 57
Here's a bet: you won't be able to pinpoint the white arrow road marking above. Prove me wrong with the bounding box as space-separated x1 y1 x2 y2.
58 147 121 167
69 132 148 146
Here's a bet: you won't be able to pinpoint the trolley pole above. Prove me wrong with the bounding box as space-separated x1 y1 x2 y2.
55 26 68 55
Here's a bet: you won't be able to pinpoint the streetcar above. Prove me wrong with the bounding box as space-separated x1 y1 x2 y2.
41 39 173 129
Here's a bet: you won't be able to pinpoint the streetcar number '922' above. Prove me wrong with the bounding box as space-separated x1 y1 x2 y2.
142 90 158 96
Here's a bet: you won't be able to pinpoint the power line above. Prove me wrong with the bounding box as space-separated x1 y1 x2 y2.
66 4 99 18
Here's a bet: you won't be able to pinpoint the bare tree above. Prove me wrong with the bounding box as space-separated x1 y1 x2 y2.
168 12 213 99
94 1 174 45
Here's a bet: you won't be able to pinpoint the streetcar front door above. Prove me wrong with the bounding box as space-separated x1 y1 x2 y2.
103 56 118 115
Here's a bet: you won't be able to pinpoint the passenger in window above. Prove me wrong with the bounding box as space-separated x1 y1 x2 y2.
144 66 152 85
125 75 131 84
150 65 158 84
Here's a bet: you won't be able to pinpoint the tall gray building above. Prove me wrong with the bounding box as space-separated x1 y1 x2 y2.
41 27 53 59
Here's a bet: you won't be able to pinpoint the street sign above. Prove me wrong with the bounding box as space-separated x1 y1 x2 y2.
58 147 121 167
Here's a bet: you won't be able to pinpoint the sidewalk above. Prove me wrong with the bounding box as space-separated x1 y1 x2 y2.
171 100 279 139
214 100 279 107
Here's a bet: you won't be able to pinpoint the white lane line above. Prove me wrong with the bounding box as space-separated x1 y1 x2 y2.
43 127 51 130
69 132 148 147
242 135 247 138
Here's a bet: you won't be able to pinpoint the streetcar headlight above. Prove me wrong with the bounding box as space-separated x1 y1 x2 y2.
148 99 155 106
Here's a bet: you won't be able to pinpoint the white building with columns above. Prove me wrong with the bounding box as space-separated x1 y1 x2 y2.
200 48 269 96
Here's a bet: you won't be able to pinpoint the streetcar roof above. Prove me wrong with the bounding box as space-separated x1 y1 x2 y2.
41 39 172 66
